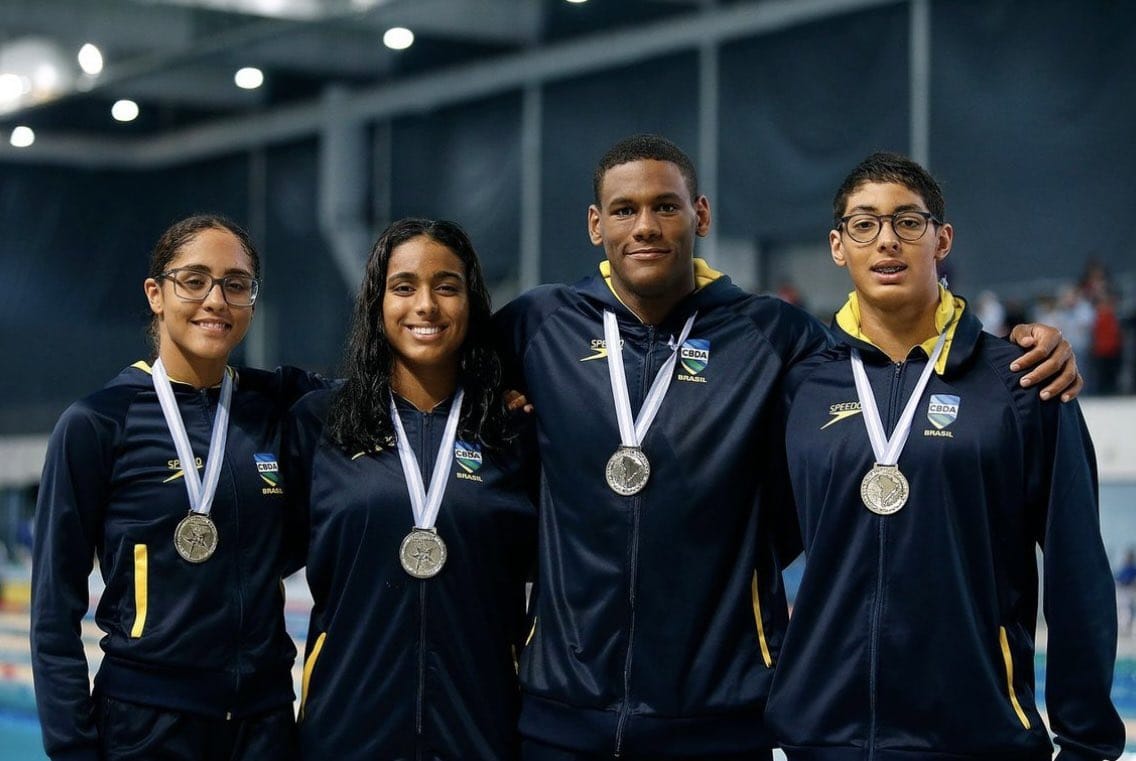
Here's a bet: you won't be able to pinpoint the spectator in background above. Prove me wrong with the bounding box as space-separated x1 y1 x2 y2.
975 290 1007 336
1055 285 1095 390
776 279 806 310
1080 258 1111 304
1093 291 1124 395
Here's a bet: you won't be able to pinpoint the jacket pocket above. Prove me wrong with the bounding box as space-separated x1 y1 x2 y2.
129 544 148 638
998 625 1031 729
750 571 773 667
300 632 327 720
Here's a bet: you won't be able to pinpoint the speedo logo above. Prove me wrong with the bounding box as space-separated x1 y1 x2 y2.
164 457 203 483
821 402 862 429
580 337 624 362
454 440 483 482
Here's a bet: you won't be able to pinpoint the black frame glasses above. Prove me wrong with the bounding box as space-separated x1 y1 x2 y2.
837 210 942 244
158 268 260 307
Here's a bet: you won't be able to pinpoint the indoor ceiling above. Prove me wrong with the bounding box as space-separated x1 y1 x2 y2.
0 0 722 149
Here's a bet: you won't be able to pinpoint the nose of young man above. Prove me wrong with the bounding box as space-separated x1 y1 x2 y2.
631 209 663 241
875 221 903 251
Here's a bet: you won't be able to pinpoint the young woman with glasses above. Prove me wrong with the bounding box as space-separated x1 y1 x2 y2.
31 214 326 761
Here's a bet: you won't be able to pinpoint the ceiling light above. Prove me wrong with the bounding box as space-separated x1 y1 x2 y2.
77 43 103 75
0 73 28 103
234 67 264 89
565 0 588 4
9 125 34 147
33 63 60 92
383 27 414 51
112 99 139 122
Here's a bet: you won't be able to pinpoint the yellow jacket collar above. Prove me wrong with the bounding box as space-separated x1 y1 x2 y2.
598 258 723 307
834 284 963 374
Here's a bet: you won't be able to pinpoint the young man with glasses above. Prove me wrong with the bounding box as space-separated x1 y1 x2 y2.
496 136 1083 760
765 152 1123 760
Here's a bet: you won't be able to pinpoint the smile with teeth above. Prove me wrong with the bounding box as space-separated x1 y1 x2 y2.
409 325 444 336
873 264 906 274
194 320 231 331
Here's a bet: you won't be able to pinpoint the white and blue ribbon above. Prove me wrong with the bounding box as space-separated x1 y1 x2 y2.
151 358 233 516
603 310 696 449
389 389 465 530
850 329 949 467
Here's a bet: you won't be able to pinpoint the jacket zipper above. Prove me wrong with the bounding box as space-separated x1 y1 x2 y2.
415 409 432 747
614 324 656 757
867 360 903 760
416 582 427 735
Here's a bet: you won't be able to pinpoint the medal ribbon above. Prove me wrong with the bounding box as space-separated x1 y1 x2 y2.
850 329 949 466
603 310 696 448
151 359 233 516
389 389 465 530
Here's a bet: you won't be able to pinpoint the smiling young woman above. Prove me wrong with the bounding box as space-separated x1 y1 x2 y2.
284 217 537 761
31 214 327 761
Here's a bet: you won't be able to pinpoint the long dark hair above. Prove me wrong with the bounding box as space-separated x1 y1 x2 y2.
326 218 512 452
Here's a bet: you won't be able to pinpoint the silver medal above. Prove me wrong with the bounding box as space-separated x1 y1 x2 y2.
399 528 447 578
850 325 951 519
601 310 696 499
860 464 910 515
174 513 218 563
152 359 233 568
605 446 650 496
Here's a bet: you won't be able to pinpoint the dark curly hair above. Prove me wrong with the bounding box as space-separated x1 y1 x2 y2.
832 151 946 227
326 217 513 453
593 133 699 205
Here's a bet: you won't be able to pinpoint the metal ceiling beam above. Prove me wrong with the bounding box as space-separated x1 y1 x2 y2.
0 0 199 48
0 0 903 168
356 0 544 45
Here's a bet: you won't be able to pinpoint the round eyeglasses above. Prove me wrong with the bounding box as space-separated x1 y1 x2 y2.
158 268 259 307
837 211 942 244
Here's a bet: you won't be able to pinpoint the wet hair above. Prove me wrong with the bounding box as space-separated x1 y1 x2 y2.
146 214 260 355
832 151 946 226
593 133 699 205
326 217 513 453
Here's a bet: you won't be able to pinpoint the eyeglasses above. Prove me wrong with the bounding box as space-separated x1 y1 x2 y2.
158 268 259 307
837 211 942 244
